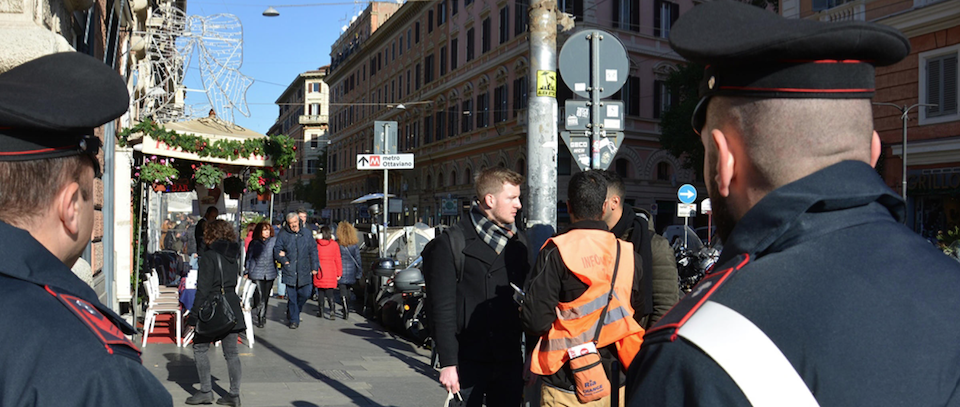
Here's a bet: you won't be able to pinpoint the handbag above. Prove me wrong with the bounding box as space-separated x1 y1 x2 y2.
442 391 464 407
570 241 621 404
195 254 238 337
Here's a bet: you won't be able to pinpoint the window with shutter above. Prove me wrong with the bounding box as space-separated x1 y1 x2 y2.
920 46 959 125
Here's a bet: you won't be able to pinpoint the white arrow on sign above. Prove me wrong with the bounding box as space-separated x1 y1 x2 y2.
679 190 696 200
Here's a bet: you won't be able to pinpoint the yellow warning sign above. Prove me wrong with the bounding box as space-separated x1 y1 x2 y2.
536 70 557 98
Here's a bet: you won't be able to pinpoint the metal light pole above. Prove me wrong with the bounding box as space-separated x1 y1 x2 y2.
381 122 389 258
873 102 937 200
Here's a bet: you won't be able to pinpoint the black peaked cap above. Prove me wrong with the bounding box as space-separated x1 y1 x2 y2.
0 52 129 161
669 0 910 133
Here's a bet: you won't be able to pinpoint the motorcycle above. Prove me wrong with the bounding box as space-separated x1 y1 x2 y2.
374 257 431 346
673 238 721 294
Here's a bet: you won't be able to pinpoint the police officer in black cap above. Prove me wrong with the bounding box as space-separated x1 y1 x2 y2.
627 2 960 405
0 52 172 406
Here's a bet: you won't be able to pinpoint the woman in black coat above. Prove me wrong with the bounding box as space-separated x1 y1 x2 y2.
185 219 245 406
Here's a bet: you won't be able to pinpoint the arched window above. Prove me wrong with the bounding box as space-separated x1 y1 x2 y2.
451 170 457 186
656 162 673 181
615 158 629 178
426 174 432 190
464 168 472 185
516 159 526 176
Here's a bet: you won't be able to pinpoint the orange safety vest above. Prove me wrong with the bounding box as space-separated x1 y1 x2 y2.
530 229 645 376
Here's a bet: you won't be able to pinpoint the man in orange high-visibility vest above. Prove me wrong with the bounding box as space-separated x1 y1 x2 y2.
522 170 645 406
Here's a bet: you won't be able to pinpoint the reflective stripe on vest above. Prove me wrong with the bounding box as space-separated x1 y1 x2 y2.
530 229 645 376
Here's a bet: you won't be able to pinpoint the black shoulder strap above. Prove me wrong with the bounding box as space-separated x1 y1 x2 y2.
447 224 466 282
593 241 622 343
633 216 655 318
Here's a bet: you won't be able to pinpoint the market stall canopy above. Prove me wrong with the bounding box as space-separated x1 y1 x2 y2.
351 193 396 204
137 116 272 167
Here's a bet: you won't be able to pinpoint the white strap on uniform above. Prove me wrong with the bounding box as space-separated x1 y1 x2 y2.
677 301 820 407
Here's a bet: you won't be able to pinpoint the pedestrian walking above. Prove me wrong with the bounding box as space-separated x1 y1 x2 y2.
244 221 278 328
627 2 960 405
185 220 244 406
337 221 362 317
314 226 343 320
274 212 319 329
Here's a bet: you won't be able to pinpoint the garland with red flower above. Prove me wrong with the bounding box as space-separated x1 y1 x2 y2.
118 119 296 193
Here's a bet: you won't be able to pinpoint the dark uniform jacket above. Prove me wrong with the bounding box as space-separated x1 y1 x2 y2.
522 220 644 391
274 224 320 288
423 216 530 368
610 204 680 329
188 240 246 343
0 220 172 406
627 161 960 406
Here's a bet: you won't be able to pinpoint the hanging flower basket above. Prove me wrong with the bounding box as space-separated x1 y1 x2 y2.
193 164 225 190
152 183 167 192
223 176 245 195
257 192 272 201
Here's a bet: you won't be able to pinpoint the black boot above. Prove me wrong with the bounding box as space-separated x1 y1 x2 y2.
341 296 349 319
185 391 214 405
326 297 336 320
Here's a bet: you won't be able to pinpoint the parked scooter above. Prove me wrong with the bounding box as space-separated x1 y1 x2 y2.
374 257 431 346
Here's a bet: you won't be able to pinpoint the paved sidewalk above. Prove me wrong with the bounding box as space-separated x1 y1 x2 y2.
140 299 448 407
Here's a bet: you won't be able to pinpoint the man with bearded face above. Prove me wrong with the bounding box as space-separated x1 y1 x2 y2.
626 1 960 406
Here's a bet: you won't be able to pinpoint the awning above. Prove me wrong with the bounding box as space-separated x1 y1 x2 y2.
351 193 396 204
138 116 272 167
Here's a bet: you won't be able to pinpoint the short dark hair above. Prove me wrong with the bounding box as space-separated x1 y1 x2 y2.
568 170 607 221
475 167 524 199
204 206 219 217
203 219 236 245
0 155 91 227
297 207 307 214
601 170 626 199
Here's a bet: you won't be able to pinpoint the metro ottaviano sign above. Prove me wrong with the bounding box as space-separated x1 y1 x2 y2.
356 154 415 170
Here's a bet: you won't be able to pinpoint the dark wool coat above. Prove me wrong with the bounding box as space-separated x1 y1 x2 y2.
274 224 320 288
189 240 246 343
244 236 278 281
423 216 530 368
339 244 361 285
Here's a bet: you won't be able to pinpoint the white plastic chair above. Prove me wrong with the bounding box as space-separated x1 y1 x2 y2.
239 278 257 348
141 279 181 347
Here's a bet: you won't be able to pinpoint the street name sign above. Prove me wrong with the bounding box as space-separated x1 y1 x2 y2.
678 184 697 204
357 154 414 170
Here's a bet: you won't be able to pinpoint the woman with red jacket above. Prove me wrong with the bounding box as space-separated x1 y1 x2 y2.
313 226 342 320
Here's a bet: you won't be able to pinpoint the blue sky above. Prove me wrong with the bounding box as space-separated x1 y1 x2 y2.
182 1 374 133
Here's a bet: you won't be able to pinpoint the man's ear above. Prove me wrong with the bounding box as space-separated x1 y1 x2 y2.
57 181 82 238
870 131 881 168
483 193 495 208
710 129 736 198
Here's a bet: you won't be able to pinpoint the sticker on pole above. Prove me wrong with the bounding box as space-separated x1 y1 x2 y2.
537 70 557 97
678 203 697 218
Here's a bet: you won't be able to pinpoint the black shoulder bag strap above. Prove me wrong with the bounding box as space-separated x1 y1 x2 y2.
215 254 226 294
592 241 622 344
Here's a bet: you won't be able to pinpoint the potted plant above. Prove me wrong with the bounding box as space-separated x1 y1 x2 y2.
138 156 179 191
247 168 282 201
193 164 225 190
223 176 245 199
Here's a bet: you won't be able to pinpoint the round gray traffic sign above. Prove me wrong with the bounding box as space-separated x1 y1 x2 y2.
559 29 630 99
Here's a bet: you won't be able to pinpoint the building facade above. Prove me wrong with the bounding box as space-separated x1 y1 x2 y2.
786 0 960 238
254 68 331 219
324 0 699 231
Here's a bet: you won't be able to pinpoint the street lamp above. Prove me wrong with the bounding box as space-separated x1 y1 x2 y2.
873 102 937 203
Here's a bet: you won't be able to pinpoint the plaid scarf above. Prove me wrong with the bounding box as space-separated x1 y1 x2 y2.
470 202 518 255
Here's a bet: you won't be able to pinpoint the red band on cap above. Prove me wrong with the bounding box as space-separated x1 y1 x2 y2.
0 145 74 156
719 86 874 93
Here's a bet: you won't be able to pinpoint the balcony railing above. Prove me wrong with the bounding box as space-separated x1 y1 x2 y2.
299 114 329 125
813 0 866 22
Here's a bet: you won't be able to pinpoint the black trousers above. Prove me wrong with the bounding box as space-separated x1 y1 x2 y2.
252 279 274 323
458 359 523 407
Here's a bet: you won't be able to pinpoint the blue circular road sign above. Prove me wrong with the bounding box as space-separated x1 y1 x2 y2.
678 184 697 204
